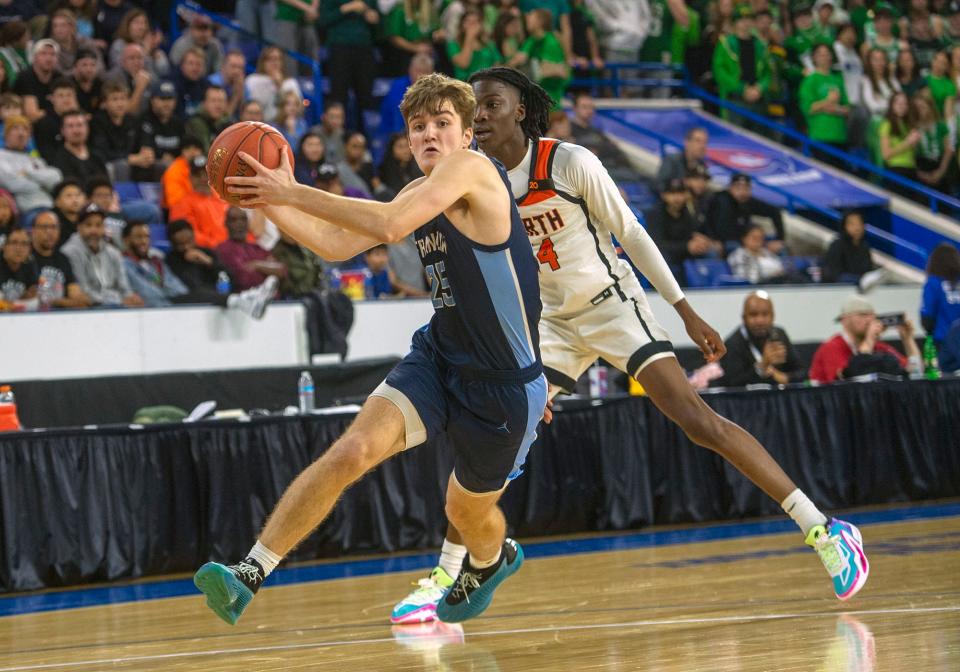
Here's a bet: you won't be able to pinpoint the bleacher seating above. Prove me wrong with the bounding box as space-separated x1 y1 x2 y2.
684 259 748 288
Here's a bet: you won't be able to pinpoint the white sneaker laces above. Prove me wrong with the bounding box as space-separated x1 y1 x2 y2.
451 571 481 603
231 561 262 584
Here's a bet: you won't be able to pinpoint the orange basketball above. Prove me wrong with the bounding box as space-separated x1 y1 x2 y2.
206 121 295 205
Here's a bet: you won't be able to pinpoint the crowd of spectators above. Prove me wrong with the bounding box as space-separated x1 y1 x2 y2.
648 124 882 288
695 1 960 197
0 0 958 376
705 288 960 388
0 0 446 317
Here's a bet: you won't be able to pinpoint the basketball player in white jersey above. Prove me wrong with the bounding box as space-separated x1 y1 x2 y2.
390 68 868 625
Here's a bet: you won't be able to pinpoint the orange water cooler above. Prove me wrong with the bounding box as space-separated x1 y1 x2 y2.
0 385 22 431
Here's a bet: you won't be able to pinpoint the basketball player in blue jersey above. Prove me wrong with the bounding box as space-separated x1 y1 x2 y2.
192 74 548 626
391 68 869 625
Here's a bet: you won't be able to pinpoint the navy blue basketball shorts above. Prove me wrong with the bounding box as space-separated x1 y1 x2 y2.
370 330 547 494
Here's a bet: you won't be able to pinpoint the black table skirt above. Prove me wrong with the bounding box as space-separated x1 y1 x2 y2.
1 378 958 593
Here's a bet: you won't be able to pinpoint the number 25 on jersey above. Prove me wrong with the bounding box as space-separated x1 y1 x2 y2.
537 238 561 271
426 261 456 309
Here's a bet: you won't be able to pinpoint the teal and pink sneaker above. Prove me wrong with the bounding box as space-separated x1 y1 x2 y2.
806 518 869 601
391 567 455 624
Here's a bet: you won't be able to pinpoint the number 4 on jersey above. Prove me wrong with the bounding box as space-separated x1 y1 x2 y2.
537 237 561 271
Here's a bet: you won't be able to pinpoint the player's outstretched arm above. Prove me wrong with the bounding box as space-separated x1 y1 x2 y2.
262 204 381 261
227 150 486 244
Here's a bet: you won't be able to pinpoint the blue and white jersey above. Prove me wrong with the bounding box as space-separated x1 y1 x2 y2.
414 156 542 381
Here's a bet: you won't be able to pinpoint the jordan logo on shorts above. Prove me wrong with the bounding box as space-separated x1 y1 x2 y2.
497 421 510 434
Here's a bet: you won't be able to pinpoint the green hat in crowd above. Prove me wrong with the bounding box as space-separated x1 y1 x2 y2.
873 2 897 18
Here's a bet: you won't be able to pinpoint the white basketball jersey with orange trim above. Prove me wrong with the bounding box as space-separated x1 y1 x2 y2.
506 139 684 318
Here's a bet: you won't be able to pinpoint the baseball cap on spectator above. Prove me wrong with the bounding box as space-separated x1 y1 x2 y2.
80 203 106 221
686 162 711 180
3 115 30 137
151 80 177 99
814 0 836 11
662 178 687 193
317 163 339 182
835 295 875 321
189 155 208 173
729 172 751 186
733 3 753 19
31 38 61 58
793 2 813 16
874 2 896 17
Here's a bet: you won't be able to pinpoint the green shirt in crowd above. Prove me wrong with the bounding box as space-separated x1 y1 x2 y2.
799 71 849 144
671 5 700 66
319 0 379 47
783 25 833 85
447 40 502 81
519 0 570 30
0 46 28 87
520 32 569 108
712 34 771 100
878 119 916 169
384 5 439 43
640 0 676 63
277 0 307 22
925 75 958 117
863 34 900 65
917 121 950 163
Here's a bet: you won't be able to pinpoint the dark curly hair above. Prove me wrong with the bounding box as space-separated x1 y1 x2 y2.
926 242 960 282
469 67 553 142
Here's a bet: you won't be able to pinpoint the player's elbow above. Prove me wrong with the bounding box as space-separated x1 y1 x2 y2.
377 212 409 244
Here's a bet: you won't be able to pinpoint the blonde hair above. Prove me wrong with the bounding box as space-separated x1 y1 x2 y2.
274 90 304 125
399 73 476 132
403 0 434 34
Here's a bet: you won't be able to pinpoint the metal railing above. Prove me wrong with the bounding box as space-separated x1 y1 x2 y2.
569 62 687 98
170 1 323 123
598 108 931 268
683 83 960 217
574 62 958 217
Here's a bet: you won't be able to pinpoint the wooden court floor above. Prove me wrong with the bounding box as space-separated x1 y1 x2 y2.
1 507 958 671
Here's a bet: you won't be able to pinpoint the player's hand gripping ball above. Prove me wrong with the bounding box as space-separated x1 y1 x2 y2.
207 121 295 205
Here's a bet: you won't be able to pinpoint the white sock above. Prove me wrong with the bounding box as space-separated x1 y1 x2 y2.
247 540 282 578
438 539 467 577
468 548 502 570
781 489 828 536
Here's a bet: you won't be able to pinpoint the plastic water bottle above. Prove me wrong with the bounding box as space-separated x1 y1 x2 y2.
0 385 22 431
588 364 608 397
37 276 53 311
923 336 941 380
216 271 231 295
298 371 315 413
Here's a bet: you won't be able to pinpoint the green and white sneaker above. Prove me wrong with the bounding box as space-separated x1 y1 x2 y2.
391 567 455 624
